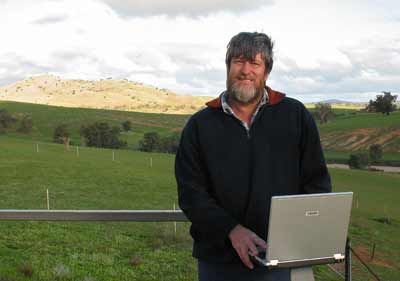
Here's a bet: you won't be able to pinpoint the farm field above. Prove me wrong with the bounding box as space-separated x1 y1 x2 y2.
324 150 400 166
318 110 400 134
1 137 399 281
2 100 400 156
0 101 188 148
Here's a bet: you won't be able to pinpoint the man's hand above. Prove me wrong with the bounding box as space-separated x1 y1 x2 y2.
228 224 267 269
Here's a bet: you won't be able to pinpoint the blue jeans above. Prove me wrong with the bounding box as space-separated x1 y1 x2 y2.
198 260 291 281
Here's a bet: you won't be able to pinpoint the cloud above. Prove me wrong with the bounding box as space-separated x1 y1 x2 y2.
0 53 55 86
31 15 69 25
1 0 400 102
269 39 400 100
99 0 273 17
341 41 400 77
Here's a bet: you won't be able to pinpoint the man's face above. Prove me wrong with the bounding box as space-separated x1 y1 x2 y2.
227 53 268 104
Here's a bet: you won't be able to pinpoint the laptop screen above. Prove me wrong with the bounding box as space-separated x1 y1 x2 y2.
266 192 353 267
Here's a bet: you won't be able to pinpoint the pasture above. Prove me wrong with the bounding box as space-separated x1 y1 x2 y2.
1 136 399 281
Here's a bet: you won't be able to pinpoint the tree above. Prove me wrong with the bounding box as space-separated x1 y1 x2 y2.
313 103 335 124
0 109 17 132
138 132 161 152
366 91 397 115
80 122 127 149
369 144 383 163
53 124 70 148
122 120 132 132
348 152 369 169
160 132 181 154
18 115 33 133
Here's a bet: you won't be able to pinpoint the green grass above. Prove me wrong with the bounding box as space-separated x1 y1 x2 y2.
0 101 188 146
331 168 400 281
1 136 399 280
325 150 400 164
3 101 400 160
1 102 399 280
0 136 194 281
318 110 400 134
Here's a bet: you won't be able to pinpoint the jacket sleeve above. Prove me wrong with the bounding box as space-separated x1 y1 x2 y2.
299 107 332 194
175 117 238 243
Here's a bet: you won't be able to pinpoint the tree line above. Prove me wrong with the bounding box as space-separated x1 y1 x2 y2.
54 121 180 153
312 91 398 125
1 109 181 154
0 109 33 133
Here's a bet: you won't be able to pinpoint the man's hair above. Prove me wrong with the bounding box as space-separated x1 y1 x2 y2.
225 32 274 74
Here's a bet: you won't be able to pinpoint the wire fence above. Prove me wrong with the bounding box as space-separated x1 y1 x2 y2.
0 210 385 281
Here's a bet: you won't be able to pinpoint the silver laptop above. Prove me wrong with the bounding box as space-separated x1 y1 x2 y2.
252 192 353 268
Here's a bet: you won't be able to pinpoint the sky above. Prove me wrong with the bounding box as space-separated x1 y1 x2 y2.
0 0 399 102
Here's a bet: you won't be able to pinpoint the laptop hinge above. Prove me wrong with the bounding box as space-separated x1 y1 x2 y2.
267 259 279 266
334 253 345 261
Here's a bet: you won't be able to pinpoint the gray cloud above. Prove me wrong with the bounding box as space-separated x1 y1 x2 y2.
270 40 400 99
124 43 226 94
31 15 69 25
341 45 400 77
3 33 399 102
100 0 273 17
52 50 93 62
0 53 55 86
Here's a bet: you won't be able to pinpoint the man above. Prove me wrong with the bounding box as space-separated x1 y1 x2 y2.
175 32 331 281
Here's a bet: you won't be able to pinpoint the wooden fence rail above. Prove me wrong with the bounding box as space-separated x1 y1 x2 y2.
0 210 187 222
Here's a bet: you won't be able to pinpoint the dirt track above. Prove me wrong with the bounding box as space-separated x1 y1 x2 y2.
328 164 400 173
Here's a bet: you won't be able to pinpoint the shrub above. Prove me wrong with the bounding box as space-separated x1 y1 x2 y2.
80 122 127 149
369 144 383 163
17 115 33 133
122 120 132 132
313 103 335 124
348 152 369 169
0 109 17 132
139 132 161 152
53 124 70 144
138 132 181 153
159 132 180 154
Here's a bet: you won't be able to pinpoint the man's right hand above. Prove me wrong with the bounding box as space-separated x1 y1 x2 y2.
228 224 267 269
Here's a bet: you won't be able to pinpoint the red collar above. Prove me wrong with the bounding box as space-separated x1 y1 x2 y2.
205 86 286 108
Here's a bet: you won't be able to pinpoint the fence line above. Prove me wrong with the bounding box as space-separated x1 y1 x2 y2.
0 210 384 281
0 210 187 222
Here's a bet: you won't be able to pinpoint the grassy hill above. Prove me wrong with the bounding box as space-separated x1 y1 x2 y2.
0 136 399 281
0 74 211 114
2 100 400 162
0 100 188 149
315 109 400 164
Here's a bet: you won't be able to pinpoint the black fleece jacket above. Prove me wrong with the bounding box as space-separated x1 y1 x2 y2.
175 87 331 263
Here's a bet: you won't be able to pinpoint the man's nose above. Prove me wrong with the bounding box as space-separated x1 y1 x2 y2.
240 61 252 75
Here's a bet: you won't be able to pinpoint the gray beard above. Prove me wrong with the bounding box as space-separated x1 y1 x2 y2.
229 81 261 104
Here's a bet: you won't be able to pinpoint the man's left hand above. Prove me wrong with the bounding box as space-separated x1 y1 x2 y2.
228 224 267 269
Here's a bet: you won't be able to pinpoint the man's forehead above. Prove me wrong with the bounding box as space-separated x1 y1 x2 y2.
233 53 264 61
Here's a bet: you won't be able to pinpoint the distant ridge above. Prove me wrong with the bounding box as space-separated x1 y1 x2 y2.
320 99 354 104
305 99 367 109
0 74 212 114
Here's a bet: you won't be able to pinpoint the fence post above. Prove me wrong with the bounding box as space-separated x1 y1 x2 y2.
370 243 376 261
345 238 351 281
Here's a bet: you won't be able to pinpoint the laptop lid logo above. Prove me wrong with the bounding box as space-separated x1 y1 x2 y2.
305 210 319 216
